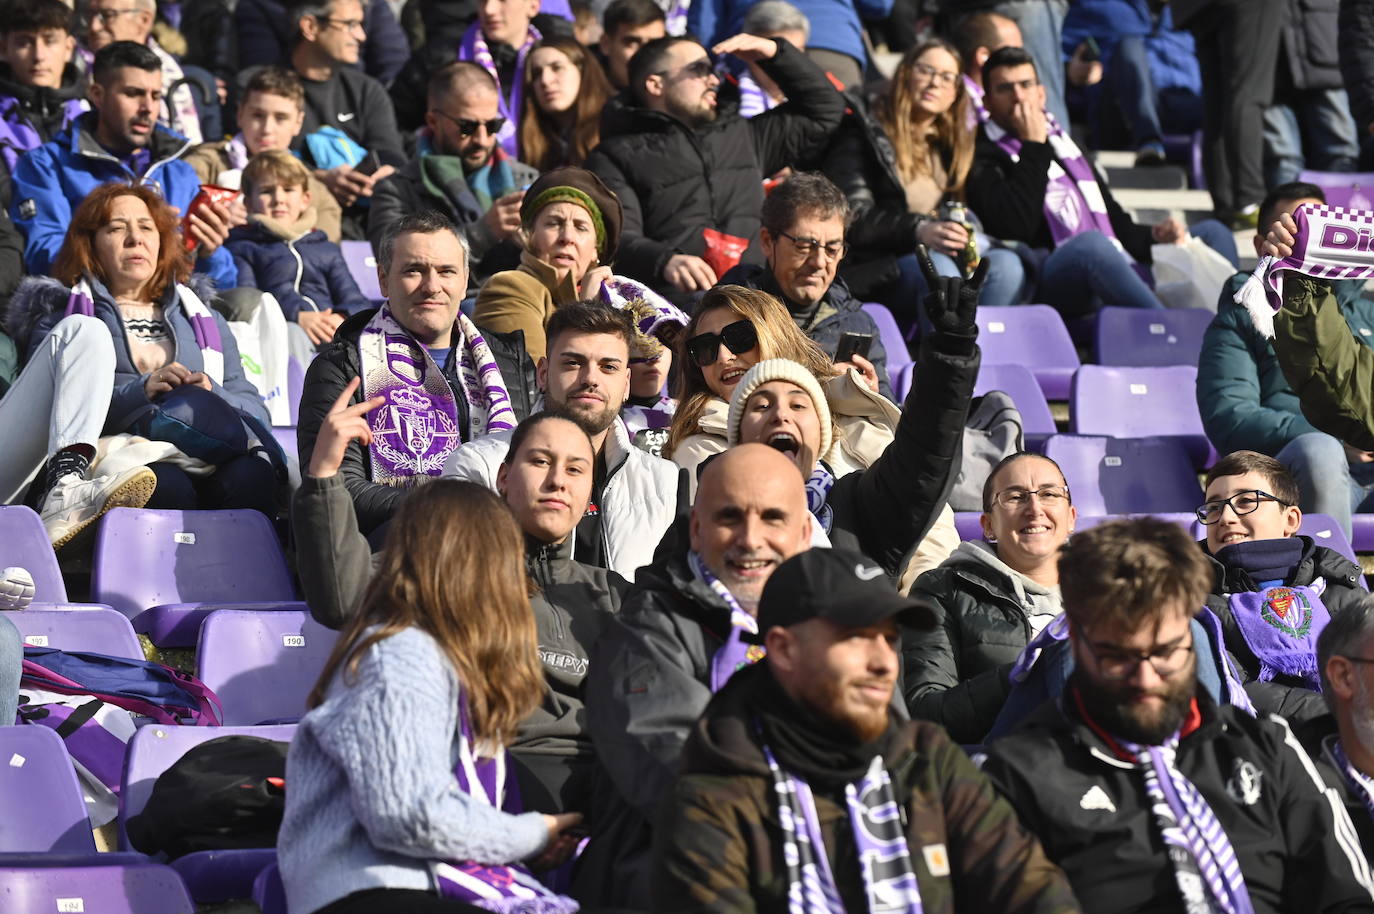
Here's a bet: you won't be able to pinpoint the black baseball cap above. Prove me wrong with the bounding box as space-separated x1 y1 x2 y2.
757 548 938 633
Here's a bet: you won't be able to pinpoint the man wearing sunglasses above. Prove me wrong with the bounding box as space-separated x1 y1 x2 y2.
585 31 843 294
983 517 1374 914
370 61 538 288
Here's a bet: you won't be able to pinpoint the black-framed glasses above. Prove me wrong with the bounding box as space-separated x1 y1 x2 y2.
777 230 847 261
992 485 1070 510
658 57 716 81
1196 489 1292 525
686 319 757 367
1081 632 1194 681
432 109 507 137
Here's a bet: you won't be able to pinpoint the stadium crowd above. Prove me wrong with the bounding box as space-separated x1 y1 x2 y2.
7 0 1374 911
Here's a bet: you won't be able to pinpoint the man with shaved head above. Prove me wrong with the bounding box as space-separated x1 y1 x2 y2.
369 59 537 284
577 443 816 907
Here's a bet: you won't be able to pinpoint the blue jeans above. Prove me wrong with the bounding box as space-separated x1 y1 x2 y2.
0 613 20 720
1263 89 1361 188
994 0 1072 129
1101 35 1203 148
893 246 1027 325
1275 432 1374 539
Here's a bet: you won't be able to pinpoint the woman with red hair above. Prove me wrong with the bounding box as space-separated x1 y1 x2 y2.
9 182 278 516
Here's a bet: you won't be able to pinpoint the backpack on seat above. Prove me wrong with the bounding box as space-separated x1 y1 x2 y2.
950 391 1025 511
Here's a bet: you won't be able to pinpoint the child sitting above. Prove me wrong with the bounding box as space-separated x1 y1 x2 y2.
227 150 369 355
1201 450 1367 712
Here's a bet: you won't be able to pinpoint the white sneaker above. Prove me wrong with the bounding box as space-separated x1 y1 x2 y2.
41 466 157 549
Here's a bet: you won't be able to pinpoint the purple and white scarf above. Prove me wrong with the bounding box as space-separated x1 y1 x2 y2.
1227 581 1330 690
149 37 202 145
1329 737 1374 825
430 693 579 913
358 307 516 487
458 21 540 158
1116 732 1256 914
689 550 766 692
763 745 924 914
66 278 225 384
805 464 836 534
665 0 690 36
1236 202 1374 339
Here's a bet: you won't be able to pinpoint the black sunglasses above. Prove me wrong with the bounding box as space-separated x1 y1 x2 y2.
686 319 757 367
433 109 507 137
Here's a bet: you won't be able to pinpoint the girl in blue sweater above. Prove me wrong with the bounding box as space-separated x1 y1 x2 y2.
279 479 583 913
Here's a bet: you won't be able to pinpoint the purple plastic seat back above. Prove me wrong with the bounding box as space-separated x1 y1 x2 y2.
286 357 305 427
0 506 66 602
0 726 96 853
4 607 143 659
1297 170 1374 211
0 861 194 913
1161 131 1205 190
1297 513 1361 567
340 241 383 302
973 363 1057 437
1044 434 1204 516
1095 307 1214 367
91 509 296 622
1070 365 1216 466
975 305 1081 400
118 723 297 851
860 303 912 389
253 862 287 914
197 610 338 726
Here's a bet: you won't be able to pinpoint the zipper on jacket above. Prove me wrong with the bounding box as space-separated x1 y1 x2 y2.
286 238 320 311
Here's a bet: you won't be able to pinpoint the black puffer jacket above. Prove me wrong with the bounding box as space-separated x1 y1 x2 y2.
1341 0 1374 135
296 308 538 535
1281 0 1342 91
583 38 844 287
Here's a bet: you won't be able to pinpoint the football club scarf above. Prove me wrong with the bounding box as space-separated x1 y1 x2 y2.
431 692 580 913
358 307 515 487
1329 737 1374 824
763 745 924 914
689 550 765 691
1227 580 1331 690
459 21 540 157
805 463 835 533
1236 202 1374 339
66 277 224 384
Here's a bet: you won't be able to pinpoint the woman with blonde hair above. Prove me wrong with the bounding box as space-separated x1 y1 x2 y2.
279 479 583 914
518 38 614 172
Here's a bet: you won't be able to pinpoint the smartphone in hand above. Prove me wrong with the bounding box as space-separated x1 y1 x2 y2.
834 331 874 365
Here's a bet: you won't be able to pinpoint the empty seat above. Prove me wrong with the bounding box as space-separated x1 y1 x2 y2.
1070 364 1216 467
0 506 66 602
1095 307 1214 367
196 610 338 726
860 303 912 390
0 727 96 853
1297 513 1362 569
1044 435 1204 516
973 363 1057 444
1296 171 1374 211
340 240 383 303
0 861 195 914
976 305 1081 400
4 606 143 659
253 862 287 914
92 509 304 648
1350 514 1374 554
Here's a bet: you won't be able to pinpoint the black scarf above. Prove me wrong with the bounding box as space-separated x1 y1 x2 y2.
1215 537 1305 587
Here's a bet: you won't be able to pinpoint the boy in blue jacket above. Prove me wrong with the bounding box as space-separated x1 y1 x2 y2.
227 150 369 350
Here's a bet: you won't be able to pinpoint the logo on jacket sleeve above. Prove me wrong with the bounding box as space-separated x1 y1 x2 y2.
1226 759 1263 806
18 199 35 220
1079 785 1116 812
921 844 950 877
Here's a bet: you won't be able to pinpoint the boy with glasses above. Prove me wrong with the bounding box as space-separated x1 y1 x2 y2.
982 516 1374 914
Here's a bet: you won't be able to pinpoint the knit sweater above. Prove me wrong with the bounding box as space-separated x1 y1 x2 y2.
278 626 549 914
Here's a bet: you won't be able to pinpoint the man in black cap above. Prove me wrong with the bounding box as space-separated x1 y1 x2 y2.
651 547 1081 913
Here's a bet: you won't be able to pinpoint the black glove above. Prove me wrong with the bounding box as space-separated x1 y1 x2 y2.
918 244 987 356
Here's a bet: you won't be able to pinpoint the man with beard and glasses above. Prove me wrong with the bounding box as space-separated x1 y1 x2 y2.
982 516 1374 914
652 546 1080 913
445 300 684 580
584 32 843 295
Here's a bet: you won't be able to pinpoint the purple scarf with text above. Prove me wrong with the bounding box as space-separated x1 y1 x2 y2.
458 21 540 157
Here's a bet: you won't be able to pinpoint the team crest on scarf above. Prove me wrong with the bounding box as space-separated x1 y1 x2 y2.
374 385 460 476
1259 587 1312 638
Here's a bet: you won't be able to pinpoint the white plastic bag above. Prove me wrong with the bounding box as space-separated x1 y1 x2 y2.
227 292 293 426
1151 237 1236 312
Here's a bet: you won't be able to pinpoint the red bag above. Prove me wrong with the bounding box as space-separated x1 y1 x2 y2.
182 185 242 252
701 227 749 279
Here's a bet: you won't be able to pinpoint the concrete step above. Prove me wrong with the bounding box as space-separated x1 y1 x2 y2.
1102 164 1187 191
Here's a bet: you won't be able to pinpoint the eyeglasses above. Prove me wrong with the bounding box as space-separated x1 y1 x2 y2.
686 319 758 367
992 485 1070 510
319 16 366 33
777 231 847 261
911 61 958 88
1195 489 1292 525
432 109 507 137
1081 632 1194 682
90 7 141 24
659 57 716 81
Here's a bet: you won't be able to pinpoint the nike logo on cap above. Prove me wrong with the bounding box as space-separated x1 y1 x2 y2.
854 564 883 581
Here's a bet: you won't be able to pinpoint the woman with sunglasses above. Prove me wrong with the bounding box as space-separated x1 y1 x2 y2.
517 39 613 172
473 167 623 361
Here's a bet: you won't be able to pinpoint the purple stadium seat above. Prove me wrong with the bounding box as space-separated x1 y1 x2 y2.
1044 435 1205 516
196 610 338 726
286 356 305 427
1297 171 1374 211
1162 131 1206 190
1094 307 1214 367
953 512 984 541
1296 513 1362 569
0 727 96 853
91 508 303 648
341 241 383 303
1352 515 1374 553
253 862 286 914
119 723 295 902
0 506 66 602
861 303 912 390
4 607 143 659
0 861 195 914
975 305 1081 400
1070 364 1217 467
974 363 1057 444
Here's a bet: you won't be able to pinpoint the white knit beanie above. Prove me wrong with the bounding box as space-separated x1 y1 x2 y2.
726 358 834 461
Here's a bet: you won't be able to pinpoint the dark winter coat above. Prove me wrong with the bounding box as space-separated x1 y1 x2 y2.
583 38 844 286
1281 0 1342 91
295 307 538 535
1341 0 1374 134
1297 714 1374 860
227 219 370 320
294 65 407 171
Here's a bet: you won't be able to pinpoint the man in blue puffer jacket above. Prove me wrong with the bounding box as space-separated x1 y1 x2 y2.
9 41 237 289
